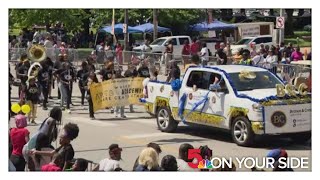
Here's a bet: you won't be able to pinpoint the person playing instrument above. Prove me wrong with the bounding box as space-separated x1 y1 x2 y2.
55 62 72 113
38 60 50 110
25 76 40 124
16 58 30 98
85 71 99 120
77 61 89 107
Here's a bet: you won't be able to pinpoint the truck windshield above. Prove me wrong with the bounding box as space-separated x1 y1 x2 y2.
228 71 283 91
235 38 252 45
151 39 166 46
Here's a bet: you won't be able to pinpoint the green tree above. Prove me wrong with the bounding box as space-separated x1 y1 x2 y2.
158 9 206 35
285 9 294 36
9 9 88 32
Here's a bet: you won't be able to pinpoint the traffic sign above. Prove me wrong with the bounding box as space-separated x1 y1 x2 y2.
276 16 285 29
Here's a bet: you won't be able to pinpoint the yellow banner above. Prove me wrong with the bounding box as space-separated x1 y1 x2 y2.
90 77 144 112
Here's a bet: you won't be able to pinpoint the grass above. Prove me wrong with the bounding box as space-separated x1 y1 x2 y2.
9 29 21 36
284 31 311 47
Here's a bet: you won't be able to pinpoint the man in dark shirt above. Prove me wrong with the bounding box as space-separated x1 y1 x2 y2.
77 61 89 106
216 46 228 65
17 60 30 96
99 62 115 81
38 61 51 110
138 60 150 78
55 63 73 112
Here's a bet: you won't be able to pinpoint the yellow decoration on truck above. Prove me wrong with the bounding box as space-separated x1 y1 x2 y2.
228 106 249 118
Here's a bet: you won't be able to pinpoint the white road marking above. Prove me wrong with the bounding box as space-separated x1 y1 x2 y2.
130 119 156 125
66 116 118 127
122 132 177 139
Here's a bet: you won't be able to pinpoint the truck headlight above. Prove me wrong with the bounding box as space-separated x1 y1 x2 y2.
252 103 263 112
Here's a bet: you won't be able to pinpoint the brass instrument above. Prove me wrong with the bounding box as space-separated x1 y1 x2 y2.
27 44 46 79
27 44 47 62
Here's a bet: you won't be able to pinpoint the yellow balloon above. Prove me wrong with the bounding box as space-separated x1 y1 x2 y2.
11 103 21 114
21 104 31 114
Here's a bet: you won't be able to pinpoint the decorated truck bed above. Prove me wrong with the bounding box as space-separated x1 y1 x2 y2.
141 65 311 146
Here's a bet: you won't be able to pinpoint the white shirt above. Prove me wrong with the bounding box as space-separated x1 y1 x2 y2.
200 47 209 61
98 158 120 171
44 40 53 48
177 159 194 171
263 55 278 69
252 55 264 66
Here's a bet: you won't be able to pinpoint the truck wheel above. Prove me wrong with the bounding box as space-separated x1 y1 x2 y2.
289 132 311 144
231 116 255 147
156 107 178 133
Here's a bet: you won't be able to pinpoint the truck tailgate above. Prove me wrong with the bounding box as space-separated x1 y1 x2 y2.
264 104 311 134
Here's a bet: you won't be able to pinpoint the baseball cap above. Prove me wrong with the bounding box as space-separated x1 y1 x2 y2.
267 148 288 161
109 144 122 152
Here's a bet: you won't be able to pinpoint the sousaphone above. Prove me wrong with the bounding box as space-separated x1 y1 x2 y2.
27 44 46 78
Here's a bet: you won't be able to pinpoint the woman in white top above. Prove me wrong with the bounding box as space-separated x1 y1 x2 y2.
200 43 209 65
263 50 278 73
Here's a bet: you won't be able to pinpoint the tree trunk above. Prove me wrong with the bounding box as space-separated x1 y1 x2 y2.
298 9 304 16
285 9 294 36
82 9 91 46
240 9 245 15
207 9 213 23
227 9 233 17
270 9 274 16
221 9 228 21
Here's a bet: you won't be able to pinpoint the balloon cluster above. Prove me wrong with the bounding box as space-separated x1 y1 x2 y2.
11 103 31 114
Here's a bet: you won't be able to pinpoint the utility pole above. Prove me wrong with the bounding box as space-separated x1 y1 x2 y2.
124 9 129 50
153 9 158 41
279 9 285 45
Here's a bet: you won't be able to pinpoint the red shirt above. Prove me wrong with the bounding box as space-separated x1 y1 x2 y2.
182 44 191 55
190 43 199 55
10 128 29 156
41 163 62 171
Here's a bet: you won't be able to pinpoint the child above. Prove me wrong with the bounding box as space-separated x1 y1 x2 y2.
69 158 88 171
10 114 29 171
25 77 40 124
41 153 63 171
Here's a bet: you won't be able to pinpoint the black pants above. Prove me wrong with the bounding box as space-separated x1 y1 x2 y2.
64 85 71 109
79 85 86 105
58 87 61 99
69 83 73 104
10 154 26 171
41 84 49 108
88 97 94 118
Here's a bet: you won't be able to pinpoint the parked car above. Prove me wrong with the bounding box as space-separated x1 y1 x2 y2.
230 35 274 54
133 35 192 59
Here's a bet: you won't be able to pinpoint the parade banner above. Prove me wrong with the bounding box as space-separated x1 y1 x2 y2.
90 77 144 112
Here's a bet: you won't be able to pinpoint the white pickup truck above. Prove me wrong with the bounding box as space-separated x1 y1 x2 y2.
141 65 311 146
133 35 191 59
